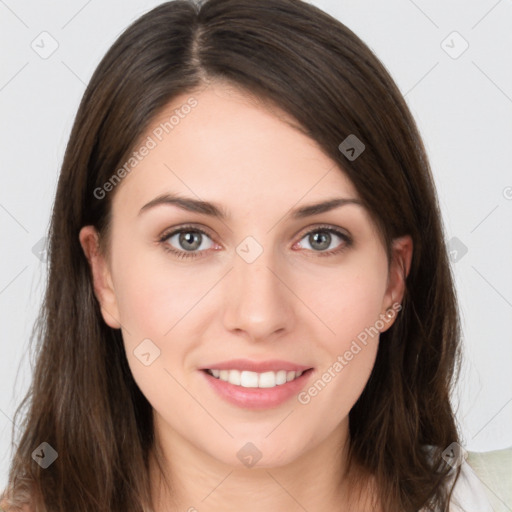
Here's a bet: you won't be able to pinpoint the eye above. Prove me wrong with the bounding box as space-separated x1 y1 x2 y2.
294 226 352 256
158 224 352 260
159 225 216 259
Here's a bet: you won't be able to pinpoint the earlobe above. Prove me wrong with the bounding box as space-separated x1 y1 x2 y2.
380 235 413 331
78 226 122 329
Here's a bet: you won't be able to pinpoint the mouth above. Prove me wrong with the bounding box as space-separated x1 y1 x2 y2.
199 360 314 409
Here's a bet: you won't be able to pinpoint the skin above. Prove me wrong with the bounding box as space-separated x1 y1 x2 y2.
80 81 412 512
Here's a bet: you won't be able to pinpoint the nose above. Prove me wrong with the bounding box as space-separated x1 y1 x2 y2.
221 247 294 342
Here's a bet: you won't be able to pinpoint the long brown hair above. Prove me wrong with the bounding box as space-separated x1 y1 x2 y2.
1 0 462 510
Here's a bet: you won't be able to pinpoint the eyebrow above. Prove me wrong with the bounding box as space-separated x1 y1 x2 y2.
138 193 363 220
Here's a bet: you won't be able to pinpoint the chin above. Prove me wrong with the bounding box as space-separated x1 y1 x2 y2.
206 434 306 470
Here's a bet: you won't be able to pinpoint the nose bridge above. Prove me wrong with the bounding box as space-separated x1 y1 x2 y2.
222 237 292 339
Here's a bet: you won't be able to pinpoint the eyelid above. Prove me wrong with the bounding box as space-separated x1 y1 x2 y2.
294 223 351 242
158 223 217 242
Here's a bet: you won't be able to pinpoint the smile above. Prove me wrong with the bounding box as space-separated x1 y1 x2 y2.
205 369 305 388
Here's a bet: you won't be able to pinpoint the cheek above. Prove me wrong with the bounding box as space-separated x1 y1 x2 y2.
305 258 388 346
297 282 383 439
298 254 387 407
111 241 210 340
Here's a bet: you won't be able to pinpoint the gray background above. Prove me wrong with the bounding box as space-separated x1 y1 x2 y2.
1 0 511 489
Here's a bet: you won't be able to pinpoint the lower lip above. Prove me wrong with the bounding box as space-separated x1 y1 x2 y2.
201 369 314 410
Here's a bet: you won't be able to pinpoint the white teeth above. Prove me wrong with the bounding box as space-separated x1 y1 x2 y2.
240 371 259 387
275 370 287 385
207 369 307 388
258 371 276 388
228 369 241 386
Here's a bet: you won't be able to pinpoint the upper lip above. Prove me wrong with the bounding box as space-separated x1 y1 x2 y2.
199 359 312 373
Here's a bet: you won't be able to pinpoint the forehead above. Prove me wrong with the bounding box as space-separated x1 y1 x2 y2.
111 82 361 218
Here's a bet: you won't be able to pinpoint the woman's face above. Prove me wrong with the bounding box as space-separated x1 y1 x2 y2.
80 81 410 469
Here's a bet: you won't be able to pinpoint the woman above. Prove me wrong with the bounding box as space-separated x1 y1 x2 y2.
0 0 493 510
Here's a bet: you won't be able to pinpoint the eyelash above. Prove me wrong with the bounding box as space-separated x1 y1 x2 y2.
158 224 353 260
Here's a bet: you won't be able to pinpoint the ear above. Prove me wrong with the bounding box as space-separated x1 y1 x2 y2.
380 235 413 332
79 225 121 329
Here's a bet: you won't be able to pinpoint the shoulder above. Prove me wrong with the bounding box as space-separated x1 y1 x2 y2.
420 444 504 512
463 447 512 512
448 457 494 512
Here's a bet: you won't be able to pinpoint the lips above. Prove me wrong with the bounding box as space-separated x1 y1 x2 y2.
199 359 314 409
